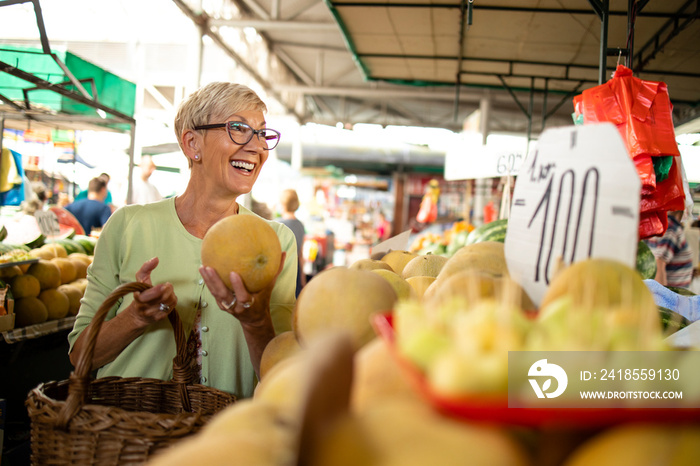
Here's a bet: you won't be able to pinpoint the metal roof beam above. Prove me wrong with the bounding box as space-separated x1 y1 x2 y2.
275 84 484 102
329 2 695 18
634 0 700 72
210 19 338 32
0 60 135 123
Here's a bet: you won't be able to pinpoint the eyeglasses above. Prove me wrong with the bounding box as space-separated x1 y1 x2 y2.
193 121 281 150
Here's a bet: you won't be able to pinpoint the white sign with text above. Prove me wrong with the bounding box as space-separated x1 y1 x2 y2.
444 134 527 180
35 210 61 238
504 123 640 307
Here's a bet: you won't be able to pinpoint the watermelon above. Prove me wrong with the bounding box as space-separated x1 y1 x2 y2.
49 206 85 236
2 214 75 249
635 240 657 280
51 238 87 255
465 218 508 245
73 235 97 255
658 306 691 334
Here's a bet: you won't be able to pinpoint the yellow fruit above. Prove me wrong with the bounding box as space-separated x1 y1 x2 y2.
68 257 88 279
70 278 88 294
0 265 22 279
254 353 309 412
147 429 295 466
68 253 93 266
152 399 298 466
57 284 82 316
201 214 281 293
541 258 656 314
38 288 70 320
51 257 77 284
424 270 534 311
27 260 61 290
380 250 419 275
32 247 57 260
14 297 48 327
371 269 415 301
41 243 67 258
311 398 530 466
293 267 398 350
401 254 448 279
9 274 41 298
349 258 393 272
405 276 436 299
438 241 509 281
350 337 421 413
260 331 303 380
563 424 700 466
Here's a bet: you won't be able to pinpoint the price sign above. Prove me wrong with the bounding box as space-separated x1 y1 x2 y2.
444 135 526 180
35 210 61 238
505 123 641 307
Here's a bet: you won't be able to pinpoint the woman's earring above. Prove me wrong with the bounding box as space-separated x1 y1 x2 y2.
194 154 200 160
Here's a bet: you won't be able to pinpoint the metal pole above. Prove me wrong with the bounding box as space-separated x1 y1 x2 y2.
599 0 610 84
126 124 136 205
627 0 635 68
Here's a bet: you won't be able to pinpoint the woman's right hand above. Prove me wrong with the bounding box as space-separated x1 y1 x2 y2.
128 257 178 327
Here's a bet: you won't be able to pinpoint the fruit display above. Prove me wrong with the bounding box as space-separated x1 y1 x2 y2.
144 230 699 465
409 220 473 257
0 236 94 330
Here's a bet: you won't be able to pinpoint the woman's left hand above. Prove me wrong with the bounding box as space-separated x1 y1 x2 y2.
200 252 286 326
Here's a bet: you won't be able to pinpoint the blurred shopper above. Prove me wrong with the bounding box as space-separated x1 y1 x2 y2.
645 210 693 288
376 210 392 242
65 176 112 235
76 172 116 211
278 189 306 297
131 155 163 204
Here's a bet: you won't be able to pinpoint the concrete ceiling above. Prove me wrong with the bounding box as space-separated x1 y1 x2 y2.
173 0 700 137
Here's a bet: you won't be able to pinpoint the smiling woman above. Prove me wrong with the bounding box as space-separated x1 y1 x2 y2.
67 82 298 399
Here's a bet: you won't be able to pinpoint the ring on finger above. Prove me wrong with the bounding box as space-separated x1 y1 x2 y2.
222 296 237 310
241 297 255 309
159 303 171 312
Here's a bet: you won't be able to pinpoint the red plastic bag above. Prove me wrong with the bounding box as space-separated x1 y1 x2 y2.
574 65 683 240
639 156 685 214
580 65 679 160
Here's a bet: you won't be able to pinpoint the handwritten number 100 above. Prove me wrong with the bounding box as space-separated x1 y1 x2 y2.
527 167 599 284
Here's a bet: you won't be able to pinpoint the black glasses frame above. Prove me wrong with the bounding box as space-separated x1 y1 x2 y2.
193 121 280 150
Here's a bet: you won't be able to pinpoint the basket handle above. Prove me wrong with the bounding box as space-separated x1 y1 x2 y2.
57 281 194 428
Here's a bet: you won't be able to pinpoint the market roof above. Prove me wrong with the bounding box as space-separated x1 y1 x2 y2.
179 0 700 135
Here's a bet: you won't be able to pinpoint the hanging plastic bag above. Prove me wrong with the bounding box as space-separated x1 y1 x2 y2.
573 65 683 240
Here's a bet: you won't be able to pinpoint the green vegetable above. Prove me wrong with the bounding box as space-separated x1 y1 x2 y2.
635 240 657 280
465 218 508 245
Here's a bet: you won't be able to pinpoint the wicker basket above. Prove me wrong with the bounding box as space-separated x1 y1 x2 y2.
26 282 236 465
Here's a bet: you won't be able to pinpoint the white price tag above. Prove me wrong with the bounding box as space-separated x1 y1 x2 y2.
504 123 641 307
35 211 61 238
444 134 527 180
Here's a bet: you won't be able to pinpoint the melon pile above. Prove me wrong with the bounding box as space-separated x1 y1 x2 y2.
0 237 95 328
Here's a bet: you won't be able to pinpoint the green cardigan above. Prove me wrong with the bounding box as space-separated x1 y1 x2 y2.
67 198 296 398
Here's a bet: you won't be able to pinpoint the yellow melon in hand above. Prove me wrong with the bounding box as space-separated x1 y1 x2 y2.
201 214 281 293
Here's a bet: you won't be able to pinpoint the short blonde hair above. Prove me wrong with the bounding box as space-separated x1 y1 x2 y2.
174 82 267 164
280 189 300 213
